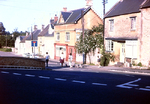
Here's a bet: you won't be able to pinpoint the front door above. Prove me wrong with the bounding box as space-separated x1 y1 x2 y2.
120 43 125 63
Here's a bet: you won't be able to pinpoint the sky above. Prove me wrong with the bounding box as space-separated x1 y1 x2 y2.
0 0 119 33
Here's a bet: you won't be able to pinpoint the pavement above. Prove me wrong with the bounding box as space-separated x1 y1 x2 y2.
47 59 150 75
0 51 150 75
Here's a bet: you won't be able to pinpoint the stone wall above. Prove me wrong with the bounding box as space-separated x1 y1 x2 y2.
0 57 45 69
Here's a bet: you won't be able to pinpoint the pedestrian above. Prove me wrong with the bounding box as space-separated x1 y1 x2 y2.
97 51 102 68
68 53 73 68
45 52 50 67
60 52 64 67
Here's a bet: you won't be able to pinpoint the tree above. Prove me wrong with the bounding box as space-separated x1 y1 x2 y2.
75 24 115 66
75 24 104 64
0 22 6 35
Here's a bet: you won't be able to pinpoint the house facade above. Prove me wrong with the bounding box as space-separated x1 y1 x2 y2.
105 0 150 66
54 5 103 63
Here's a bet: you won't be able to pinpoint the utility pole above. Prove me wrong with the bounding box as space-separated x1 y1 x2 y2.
31 26 33 53
102 0 108 51
81 9 85 64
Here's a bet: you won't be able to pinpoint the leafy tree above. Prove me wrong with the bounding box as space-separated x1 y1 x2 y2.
75 24 115 66
0 22 5 35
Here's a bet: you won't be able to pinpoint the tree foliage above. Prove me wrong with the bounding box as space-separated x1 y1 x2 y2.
75 24 104 54
75 24 115 66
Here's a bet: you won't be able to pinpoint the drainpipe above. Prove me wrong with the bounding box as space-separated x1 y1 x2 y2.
140 9 143 63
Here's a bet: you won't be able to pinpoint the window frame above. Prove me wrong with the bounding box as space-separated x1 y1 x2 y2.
109 19 114 32
66 32 70 41
56 32 60 41
130 16 136 30
106 40 114 52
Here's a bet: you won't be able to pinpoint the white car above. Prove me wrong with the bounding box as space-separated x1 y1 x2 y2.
22 53 30 58
30 53 40 58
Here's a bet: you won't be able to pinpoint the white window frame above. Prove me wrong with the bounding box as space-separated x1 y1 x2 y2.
130 17 136 30
106 40 114 52
76 33 80 41
56 33 60 41
125 40 137 59
66 32 70 41
109 19 114 32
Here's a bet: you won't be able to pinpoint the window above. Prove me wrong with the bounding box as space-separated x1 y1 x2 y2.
130 17 136 30
66 32 70 41
106 40 114 52
109 19 114 31
56 33 60 41
76 33 80 41
125 40 137 58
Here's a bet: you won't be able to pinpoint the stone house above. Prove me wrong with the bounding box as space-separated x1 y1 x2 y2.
104 0 150 66
54 1 103 63
38 15 58 58
19 26 41 55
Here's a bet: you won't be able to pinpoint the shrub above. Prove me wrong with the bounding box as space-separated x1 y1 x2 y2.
5 48 12 52
100 52 115 66
137 62 142 67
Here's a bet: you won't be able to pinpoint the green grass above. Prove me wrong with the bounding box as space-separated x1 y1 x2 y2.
0 48 12 52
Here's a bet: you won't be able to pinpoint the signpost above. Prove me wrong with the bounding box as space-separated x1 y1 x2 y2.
31 41 37 58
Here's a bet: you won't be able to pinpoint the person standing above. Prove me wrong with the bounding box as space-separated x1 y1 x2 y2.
60 52 64 67
97 52 102 68
45 52 50 67
68 53 73 68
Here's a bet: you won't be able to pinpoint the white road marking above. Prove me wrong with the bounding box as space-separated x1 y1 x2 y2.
116 78 141 89
25 74 35 77
92 83 107 86
55 78 66 81
1 71 9 74
13 73 22 76
146 86 150 88
72 80 85 84
138 88 150 91
39 76 50 79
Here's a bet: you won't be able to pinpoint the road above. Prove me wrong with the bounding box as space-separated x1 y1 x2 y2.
0 69 150 104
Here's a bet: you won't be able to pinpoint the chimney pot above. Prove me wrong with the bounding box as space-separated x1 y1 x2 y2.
63 7 67 12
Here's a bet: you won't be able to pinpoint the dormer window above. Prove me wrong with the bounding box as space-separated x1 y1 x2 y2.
130 16 136 30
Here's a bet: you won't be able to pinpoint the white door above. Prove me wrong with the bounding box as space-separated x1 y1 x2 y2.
120 43 125 63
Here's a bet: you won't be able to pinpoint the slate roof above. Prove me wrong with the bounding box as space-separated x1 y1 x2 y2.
20 36 25 41
58 6 91 24
105 0 146 18
142 0 150 8
38 24 54 37
26 30 41 40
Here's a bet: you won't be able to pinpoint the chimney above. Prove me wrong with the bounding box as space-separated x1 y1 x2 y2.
42 25 45 31
86 0 93 7
26 32 29 36
34 25 37 31
54 14 58 23
63 7 67 12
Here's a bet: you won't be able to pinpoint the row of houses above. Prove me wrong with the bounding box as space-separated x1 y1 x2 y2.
15 0 150 67
15 0 103 64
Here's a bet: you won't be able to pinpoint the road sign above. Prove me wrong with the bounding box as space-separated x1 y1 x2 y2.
31 41 37 47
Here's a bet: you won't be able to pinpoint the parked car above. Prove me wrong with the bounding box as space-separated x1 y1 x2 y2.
22 53 30 58
30 53 40 58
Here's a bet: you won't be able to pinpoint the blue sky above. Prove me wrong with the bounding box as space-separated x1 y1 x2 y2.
0 0 119 33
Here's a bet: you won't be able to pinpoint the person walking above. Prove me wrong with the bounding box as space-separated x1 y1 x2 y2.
97 51 102 68
60 52 64 67
45 52 50 67
68 53 73 68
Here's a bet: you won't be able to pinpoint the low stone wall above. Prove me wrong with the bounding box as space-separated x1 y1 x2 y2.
0 56 45 69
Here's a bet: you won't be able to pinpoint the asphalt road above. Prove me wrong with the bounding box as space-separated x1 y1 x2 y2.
0 69 150 104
